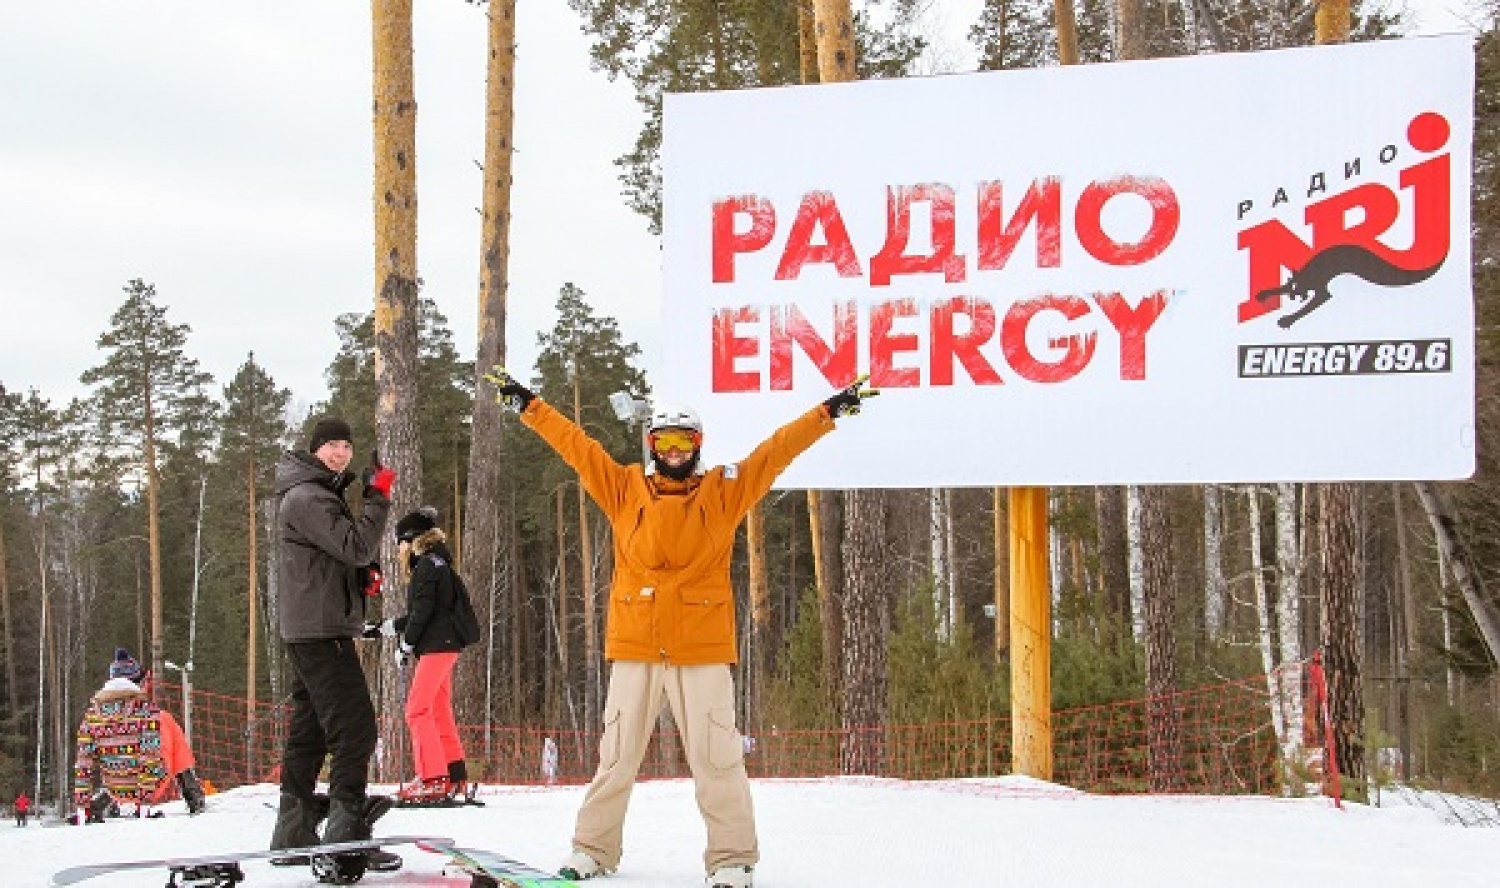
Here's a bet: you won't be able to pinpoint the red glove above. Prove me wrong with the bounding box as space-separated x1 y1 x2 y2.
361 450 397 498
363 564 384 597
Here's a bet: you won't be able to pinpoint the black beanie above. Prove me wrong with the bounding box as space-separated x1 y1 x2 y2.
396 506 439 542
308 418 353 453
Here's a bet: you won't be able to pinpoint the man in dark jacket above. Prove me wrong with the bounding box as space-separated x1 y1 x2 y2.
269 418 397 877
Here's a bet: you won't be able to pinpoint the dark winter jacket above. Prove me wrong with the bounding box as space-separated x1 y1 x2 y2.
274 450 390 642
394 529 467 655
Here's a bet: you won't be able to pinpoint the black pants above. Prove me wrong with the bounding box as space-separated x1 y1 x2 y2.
281 639 377 804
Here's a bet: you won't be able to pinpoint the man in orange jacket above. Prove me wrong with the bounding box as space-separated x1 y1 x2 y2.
486 367 876 888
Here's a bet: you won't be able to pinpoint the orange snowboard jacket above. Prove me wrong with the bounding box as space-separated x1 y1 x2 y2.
522 398 835 665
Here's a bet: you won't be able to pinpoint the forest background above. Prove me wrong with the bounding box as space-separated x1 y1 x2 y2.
1 0 1497 816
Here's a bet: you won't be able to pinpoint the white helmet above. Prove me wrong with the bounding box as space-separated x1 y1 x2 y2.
648 403 702 434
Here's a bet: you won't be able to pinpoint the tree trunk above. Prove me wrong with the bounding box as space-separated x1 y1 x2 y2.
991 489 1010 660
573 368 601 735
1054 0 1080 65
1319 483 1366 802
31 492 48 805
840 489 888 774
0 518 15 716
929 489 950 640
144 394 164 697
1141 486 1184 791
556 486 570 717
372 0 424 780
460 0 518 728
1096 486 1129 633
812 0 858 83
1274 483 1304 766
246 449 260 779
796 0 818 84
747 502 770 727
1391 483 1413 780
1247 486 1289 761
808 489 844 715
1412 481 1500 664
1126 486 1145 640
1202 484 1226 640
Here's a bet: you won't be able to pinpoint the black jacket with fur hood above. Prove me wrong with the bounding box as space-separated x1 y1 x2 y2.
274 450 390 642
394 529 467 654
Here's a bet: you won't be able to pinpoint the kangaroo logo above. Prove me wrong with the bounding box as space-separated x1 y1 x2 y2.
1253 244 1445 328
1237 112 1453 327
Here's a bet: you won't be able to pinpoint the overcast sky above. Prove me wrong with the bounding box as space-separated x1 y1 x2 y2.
0 1 1477 418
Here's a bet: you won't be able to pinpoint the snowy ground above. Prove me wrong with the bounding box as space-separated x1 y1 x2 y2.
8 776 1500 887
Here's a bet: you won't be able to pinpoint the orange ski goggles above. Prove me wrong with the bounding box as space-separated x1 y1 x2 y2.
648 429 702 455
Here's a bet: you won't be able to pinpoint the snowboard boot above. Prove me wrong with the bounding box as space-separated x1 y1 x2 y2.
447 759 469 800
176 768 207 814
86 790 114 824
708 865 755 888
269 792 328 867
395 776 452 806
360 796 401 872
559 849 613 880
317 793 401 879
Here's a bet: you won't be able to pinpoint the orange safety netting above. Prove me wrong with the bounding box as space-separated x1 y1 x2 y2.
155 670 1283 796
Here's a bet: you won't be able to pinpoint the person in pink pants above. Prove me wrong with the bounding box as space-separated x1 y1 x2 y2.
376 508 480 806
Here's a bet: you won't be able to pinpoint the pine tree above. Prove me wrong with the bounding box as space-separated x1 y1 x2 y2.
0 383 23 717
459 0 519 731
79 279 215 688
970 0 1052 69
208 355 291 717
570 0 922 232
520 283 649 729
311 300 473 512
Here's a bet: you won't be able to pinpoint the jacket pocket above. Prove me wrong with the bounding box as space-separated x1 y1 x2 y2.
606 587 656 653
598 706 623 772
676 585 733 647
707 707 743 771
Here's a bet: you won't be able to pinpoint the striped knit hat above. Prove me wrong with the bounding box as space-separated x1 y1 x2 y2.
109 648 142 682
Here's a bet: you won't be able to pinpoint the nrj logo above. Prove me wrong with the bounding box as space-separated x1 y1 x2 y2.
1235 112 1452 330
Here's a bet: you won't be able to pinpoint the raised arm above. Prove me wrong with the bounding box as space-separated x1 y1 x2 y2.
485 367 633 515
721 374 880 519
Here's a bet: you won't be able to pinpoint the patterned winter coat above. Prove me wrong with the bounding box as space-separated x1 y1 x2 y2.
73 679 169 813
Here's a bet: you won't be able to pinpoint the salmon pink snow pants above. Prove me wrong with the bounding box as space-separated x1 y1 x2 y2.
405 651 464 780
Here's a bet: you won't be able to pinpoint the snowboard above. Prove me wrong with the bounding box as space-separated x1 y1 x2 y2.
50 834 454 887
418 840 581 888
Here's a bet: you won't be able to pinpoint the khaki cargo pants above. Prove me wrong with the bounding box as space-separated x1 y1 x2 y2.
572 661 758 874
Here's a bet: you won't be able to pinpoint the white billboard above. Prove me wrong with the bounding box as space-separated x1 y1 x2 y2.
659 36 1474 488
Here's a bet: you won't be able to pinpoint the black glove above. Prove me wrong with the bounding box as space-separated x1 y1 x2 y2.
483 366 535 412
822 373 879 418
361 449 397 499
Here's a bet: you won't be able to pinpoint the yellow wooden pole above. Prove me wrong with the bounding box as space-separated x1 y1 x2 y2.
1010 486 1052 779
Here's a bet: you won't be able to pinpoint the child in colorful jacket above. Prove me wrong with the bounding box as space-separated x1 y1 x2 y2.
72 648 206 822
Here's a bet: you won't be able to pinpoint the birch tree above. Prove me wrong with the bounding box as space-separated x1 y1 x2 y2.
1273 482 1304 766
1203 484 1226 640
